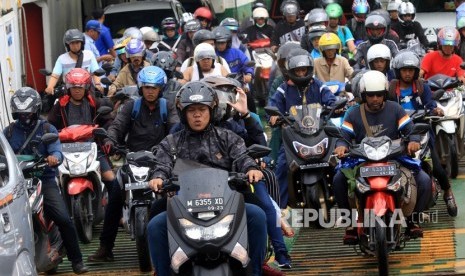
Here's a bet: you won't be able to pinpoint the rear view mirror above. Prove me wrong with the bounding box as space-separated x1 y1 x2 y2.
264 106 283 117
432 89 445 101
410 123 430 135
92 128 108 139
97 106 113 115
39 69 52 76
41 133 59 145
101 77 113 86
93 69 106 77
324 126 343 138
247 144 271 159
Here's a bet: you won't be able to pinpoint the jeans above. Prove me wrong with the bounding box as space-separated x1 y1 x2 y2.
253 181 287 254
333 167 432 216
147 203 266 276
42 178 82 263
98 179 123 250
275 146 289 208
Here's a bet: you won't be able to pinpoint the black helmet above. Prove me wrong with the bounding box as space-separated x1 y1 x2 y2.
285 49 314 87
11 87 42 126
192 29 215 46
276 41 301 77
252 1 266 11
161 17 178 30
365 14 387 44
392 49 420 80
212 26 232 47
151 51 177 78
176 81 219 124
202 76 240 122
63 29 85 53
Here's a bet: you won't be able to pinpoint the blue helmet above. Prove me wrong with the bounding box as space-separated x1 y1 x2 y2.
125 38 145 58
137 66 167 95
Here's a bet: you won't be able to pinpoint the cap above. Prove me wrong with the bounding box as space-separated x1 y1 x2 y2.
86 20 101 32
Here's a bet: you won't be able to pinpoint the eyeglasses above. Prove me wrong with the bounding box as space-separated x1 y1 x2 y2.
365 92 385 98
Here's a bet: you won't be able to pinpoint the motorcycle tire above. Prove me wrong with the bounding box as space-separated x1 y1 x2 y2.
446 135 459 179
134 206 152 272
375 218 389 276
72 192 93 244
304 182 329 228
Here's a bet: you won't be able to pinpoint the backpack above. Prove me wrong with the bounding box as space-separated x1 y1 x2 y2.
131 97 168 125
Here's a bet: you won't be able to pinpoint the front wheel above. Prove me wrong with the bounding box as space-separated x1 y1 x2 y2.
375 218 389 276
134 207 151 272
72 192 93 244
304 182 330 228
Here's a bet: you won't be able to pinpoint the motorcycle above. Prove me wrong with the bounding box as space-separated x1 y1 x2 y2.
427 74 465 178
57 106 112 243
324 123 430 275
166 145 270 275
265 99 347 227
248 38 274 107
19 133 65 274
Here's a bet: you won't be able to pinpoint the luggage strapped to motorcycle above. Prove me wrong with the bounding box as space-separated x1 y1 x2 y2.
131 97 168 125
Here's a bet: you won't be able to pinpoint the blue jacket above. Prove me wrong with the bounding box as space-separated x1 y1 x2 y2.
4 120 62 179
216 48 254 75
269 78 336 114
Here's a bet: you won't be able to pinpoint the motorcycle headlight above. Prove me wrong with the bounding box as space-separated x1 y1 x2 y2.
69 162 86 175
129 164 150 182
178 215 234 241
86 149 95 168
292 138 328 159
363 141 390 161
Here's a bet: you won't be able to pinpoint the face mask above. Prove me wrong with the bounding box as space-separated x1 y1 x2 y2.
256 23 265 28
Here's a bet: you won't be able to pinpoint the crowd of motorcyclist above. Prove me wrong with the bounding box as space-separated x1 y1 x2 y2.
6 0 465 275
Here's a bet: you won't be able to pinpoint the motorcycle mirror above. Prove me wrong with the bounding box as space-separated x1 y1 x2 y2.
97 106 113 115
101 63 114 72
348 59 357 67
461 62 465 70
247 144 271 159
324 126 343 138
432 89 445 101
0 163 6 172
410 123 430 135
264 106 283 117
174 71 184 80
93 68 106 77
226 73 239 79
39 68 52 76
344 82 352 92
92 128 108 138
41 133 59 145
101 77 113 86
332 98 348 110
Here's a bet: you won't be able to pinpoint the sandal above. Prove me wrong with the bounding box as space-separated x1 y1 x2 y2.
281 219 295 237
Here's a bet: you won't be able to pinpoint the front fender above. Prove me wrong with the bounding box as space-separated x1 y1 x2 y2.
435 120 456 134
302 171 324 185
67 178 94 195
365 192 395 217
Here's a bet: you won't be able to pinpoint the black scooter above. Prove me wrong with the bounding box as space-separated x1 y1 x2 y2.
265 99 347 227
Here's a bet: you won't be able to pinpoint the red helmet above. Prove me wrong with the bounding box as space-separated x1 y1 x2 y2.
65 68 91 90
194 7 213 21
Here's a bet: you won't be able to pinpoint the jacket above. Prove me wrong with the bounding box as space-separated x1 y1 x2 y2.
151 125 259 180
4 120 62 179
110 60 151 91
47 94 113 131
216 48 254 75
107 98 169 152
269 78 336 114
176 36 194 64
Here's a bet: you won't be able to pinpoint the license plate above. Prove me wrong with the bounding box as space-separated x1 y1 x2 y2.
186 197 224 212
62 142 92 153
125 182 149 191
360 164 397 177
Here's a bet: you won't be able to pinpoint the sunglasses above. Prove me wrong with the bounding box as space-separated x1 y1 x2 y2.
365 92 385 98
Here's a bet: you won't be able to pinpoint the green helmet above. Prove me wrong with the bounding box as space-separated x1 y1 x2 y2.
457 16 465 30
325 3 343 18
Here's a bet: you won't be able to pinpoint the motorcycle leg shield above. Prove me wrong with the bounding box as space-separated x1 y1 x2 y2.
67 178 94 195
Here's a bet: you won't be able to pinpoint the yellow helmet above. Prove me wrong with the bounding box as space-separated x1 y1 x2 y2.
318 32 342 55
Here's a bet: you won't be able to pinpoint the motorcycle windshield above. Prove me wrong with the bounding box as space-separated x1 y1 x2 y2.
289 104 322 135
173 159 231 213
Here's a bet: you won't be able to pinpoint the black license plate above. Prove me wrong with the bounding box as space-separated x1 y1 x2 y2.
62 142 92 153
125 182 149 191
360 164 397 177
186 197 224 212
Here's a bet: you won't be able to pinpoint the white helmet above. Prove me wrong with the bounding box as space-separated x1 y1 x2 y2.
367 44 392 69
123 27 143 41
194 43 216 62
141 27 160 42
359 70 389 97
253 7 269 19
386 0 402 12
